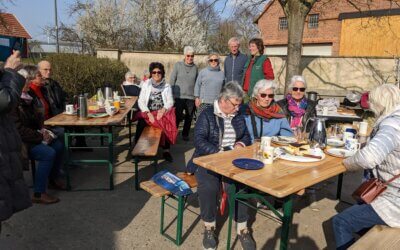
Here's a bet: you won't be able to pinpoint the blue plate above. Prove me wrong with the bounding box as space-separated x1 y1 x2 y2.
232 158 264 170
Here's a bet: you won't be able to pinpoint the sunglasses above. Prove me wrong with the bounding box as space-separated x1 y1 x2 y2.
259 93 274 98
209 59 219 63
292 87 306 92
152 71 162 75
186 55 194 58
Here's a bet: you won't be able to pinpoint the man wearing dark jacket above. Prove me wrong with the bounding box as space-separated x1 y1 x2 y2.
0 51 32 231
224 37 248 85
187 82 255 250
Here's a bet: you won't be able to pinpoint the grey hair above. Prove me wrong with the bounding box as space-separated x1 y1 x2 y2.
125 71 135 79
228 37 240 46
288 75 307 90
206 52 220 64
369 84 400 118
183 46 195 55
252 79 277 98
218 81 244 101
21 64 39 82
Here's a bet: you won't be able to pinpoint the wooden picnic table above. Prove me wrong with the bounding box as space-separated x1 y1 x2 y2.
193 143 346 250
44 96 138 190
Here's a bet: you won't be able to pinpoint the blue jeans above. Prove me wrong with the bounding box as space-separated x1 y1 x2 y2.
332 203 387 249
30 138 64 193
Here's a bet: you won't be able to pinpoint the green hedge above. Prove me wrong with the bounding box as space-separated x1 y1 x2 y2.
45 54 129 98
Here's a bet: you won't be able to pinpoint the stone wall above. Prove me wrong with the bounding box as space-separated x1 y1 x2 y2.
97 49 398 96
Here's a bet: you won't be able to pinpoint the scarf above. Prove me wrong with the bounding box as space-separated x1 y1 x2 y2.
150 78 166 90
286 94 308 128
248 99 285 120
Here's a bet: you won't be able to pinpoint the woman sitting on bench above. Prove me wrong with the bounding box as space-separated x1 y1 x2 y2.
136 62 175 162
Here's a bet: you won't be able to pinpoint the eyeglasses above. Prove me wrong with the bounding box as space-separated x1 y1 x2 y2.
208 59 219 63
186 55 194 58
227 98 240 108
292 87 306 92
152 71 162 75
259 93 274 99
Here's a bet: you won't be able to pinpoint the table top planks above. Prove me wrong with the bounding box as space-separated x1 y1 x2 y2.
193 143 346 198
44 96 137 126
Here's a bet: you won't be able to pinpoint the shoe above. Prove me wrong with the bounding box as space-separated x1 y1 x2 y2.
163 152 173 162
203 226 217 250
182 136 189 141
238 228 256 250
32 193 60 204
48 179 67 190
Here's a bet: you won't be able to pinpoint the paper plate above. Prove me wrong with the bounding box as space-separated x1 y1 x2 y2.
232 158 264 170
275 147 325 162
325 148 356 158
271 136 297 145
327 138 345 147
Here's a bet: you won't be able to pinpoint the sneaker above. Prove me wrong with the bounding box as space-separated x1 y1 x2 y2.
163 152 173 162
238 228 256 250
32 193 60 204
203 226 217 250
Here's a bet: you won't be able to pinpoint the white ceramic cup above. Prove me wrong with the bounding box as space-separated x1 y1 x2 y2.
359 121 368 135
322 106 329 116
262 146 276 165
345 138 361 152
65 104 74 114
342 131 354 142
261 136 272 148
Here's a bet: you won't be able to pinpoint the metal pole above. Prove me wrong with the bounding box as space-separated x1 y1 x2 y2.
54 0 60 53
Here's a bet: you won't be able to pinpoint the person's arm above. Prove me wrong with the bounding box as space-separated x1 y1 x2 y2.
244 116 255 144
194 70 202 98
194 112 220 155
137 81 149 112
279 118 294 136
343 125 400 171
236 115 252 146
263 58 274 80
169 63 178 86
163 85 174 110
9 106 43 144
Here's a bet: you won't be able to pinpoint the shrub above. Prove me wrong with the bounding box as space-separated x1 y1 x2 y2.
45 54 129 98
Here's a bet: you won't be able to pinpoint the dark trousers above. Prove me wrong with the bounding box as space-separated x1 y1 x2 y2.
134 118 170 149
332 203 387 250
174 98 195 137
195 166 248 223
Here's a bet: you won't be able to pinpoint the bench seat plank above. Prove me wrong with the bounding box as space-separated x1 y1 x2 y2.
132 126 162 157
140 173 197 197
350 225 400 250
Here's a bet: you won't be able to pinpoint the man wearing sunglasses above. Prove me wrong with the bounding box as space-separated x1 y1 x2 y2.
224 37 248 84
277 75 317 130
170 46 198 141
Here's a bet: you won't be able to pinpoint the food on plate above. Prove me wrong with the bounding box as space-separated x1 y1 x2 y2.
282 145 310 156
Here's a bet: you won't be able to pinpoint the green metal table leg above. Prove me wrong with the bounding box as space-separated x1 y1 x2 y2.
176 195 184 245
134 157 139 190
336 173 343 200
64 132 71 191
226 183 236 250
108 128 114 190
160 196 165 234
280 195 293 250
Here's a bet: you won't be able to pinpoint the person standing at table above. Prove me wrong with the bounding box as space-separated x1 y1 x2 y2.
224 37 247 85
332 84 400 250
170 46 198 141
187 82 256 250
242 38 274 97
278 75 316 130
194 52 225 114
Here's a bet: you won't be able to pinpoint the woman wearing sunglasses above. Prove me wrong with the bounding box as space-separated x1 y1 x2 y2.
278 75 316 130
244 79 293 142
136 62 175 162
194 52 225 113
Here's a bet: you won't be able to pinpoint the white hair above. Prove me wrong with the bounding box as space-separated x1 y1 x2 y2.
288 75 307 90
183 46 194 55
252 79 277 98
369 84 400 118
218 81 244 100
125 71 135 80
228 37 240 46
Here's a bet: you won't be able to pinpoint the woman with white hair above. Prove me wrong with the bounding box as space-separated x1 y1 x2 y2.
332 84 400 249
277 75 316 129
194 52 225 113
122 71 140 96
244 79 293 141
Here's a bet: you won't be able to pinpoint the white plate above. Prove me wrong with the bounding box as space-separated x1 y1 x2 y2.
272 136 297 145
275 147 325 162
327 138 345 147
325 148 356 158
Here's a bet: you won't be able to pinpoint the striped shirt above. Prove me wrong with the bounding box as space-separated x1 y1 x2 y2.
214 100 237 149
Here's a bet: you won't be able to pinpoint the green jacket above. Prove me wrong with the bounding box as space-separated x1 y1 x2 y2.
243 54 267 96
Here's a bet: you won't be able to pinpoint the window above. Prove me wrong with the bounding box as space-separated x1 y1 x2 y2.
279 17 288 30
308 14 319 29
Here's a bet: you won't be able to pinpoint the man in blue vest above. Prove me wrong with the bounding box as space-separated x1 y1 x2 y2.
224 37 248 86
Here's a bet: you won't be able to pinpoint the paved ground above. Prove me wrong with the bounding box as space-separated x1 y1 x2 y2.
0 126 361 250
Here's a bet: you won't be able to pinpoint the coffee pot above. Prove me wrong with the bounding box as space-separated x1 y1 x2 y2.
305 117 327 148
104 83 113 100
78 93 88 119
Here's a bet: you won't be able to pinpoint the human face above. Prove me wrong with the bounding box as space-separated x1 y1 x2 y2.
184 53 194 65
290 81 306 100
229 42 239 55
39 61 51 79
32 73 44 86
220 97 242 115
208 55 219 67
151 68 163 83
126 76 136 84
249 43 259 56
256 88 274 108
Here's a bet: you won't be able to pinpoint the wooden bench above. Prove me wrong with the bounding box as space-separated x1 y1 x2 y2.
350 225 400 250
140 172 198 246
132 126 162 190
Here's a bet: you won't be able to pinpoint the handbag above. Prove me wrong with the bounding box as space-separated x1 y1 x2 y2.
352 173 400 204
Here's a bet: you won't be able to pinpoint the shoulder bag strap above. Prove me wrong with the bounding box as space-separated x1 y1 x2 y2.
383 173 400 185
